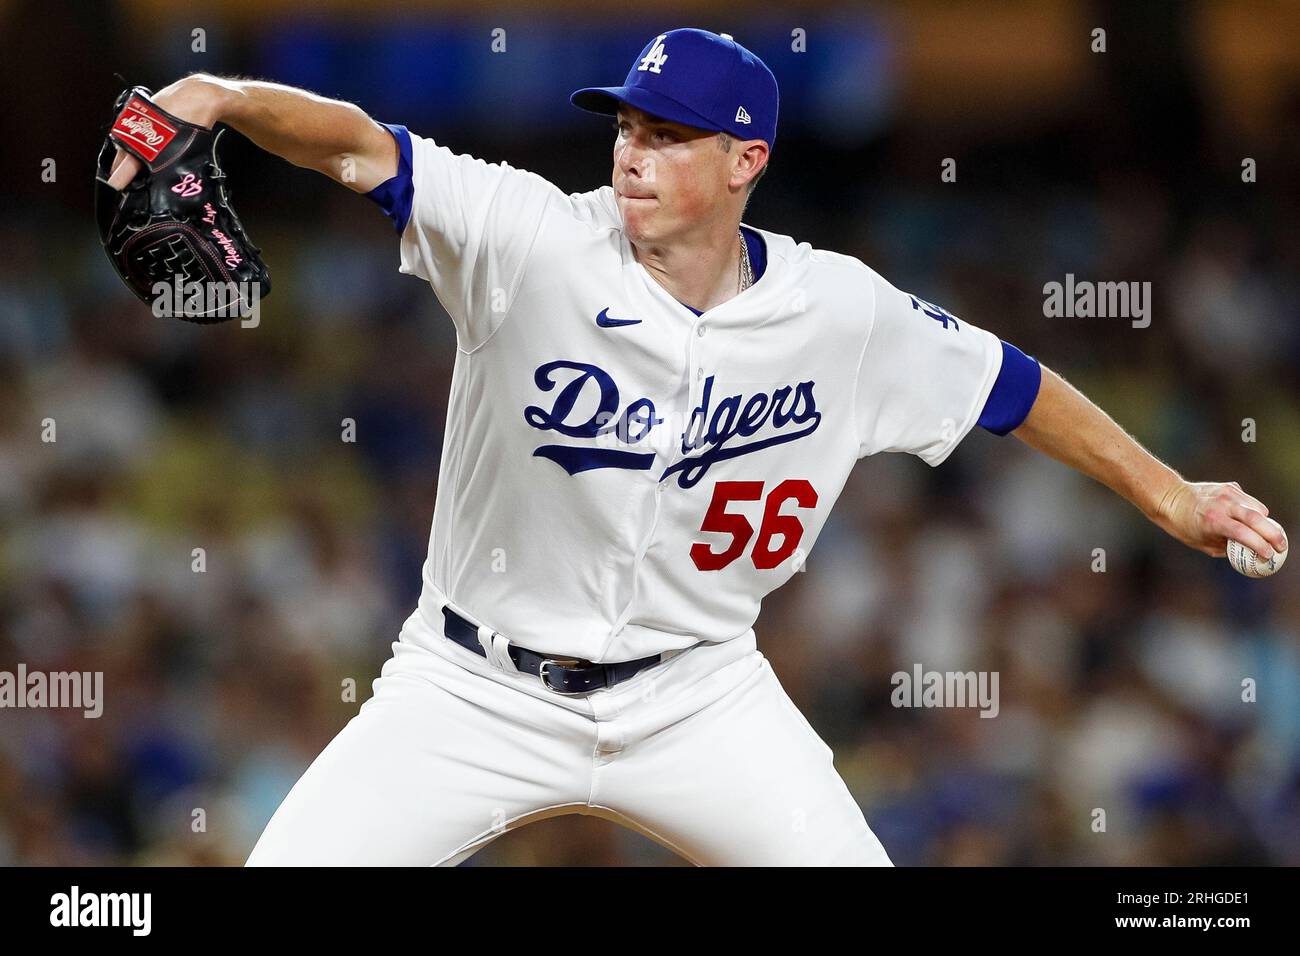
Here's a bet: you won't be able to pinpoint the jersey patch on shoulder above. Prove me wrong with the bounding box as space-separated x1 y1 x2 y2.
909 294 960 330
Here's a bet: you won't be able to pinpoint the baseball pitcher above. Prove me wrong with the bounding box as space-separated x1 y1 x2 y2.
102 28 1287 866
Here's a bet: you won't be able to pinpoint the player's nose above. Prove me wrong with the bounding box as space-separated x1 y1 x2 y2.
615 138 650 179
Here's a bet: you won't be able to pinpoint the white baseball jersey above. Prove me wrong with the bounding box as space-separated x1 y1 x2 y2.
386 129 1006 663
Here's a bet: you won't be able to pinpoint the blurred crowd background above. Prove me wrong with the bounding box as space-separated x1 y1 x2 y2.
2 0 1299 865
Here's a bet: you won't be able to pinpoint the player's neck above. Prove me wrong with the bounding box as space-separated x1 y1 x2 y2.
632 221 744 313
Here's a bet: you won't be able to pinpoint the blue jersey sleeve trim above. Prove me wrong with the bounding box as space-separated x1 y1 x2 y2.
364 123 414 235
978 340 1042 436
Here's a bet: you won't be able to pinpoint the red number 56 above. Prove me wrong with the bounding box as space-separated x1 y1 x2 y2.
690 479 819 571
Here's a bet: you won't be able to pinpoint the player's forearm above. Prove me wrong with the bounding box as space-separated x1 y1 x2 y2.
162 74 397 192
1011 365 1184 524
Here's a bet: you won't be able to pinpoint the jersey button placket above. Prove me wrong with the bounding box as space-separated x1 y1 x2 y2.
687 321 705 399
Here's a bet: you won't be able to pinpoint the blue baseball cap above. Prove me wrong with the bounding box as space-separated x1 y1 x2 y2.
571 28 778 150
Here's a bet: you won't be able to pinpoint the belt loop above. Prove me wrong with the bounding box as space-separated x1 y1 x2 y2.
491 633 519 674
476 625 511 672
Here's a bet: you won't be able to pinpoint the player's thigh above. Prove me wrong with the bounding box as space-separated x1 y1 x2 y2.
599 658 893 866
246 665 588 866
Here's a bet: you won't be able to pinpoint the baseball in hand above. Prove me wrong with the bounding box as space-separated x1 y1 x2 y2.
1226 520 1288 578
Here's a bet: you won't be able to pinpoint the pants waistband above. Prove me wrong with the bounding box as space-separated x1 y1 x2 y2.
438 603 664 696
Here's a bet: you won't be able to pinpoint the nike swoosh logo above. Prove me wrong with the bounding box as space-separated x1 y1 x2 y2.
596 307 641 328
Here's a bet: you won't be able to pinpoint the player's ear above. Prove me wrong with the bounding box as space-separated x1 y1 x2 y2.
733 140 768 191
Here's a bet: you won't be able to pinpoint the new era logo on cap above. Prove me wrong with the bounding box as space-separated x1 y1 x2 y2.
735 106 751 125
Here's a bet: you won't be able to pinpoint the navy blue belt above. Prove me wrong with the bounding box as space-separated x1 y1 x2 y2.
440 606 662 695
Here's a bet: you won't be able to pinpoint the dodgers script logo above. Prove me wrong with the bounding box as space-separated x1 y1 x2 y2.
524 361 822 489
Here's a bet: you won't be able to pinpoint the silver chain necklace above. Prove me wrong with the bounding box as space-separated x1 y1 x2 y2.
738 228 754 292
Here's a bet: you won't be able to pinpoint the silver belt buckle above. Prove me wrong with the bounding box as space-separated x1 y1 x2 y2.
538 659 590 695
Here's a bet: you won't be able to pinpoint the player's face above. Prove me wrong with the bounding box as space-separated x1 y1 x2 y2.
612 107 733 242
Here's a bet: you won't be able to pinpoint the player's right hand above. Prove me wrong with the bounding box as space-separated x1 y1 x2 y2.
1155 479 1286 559
107 75 224 190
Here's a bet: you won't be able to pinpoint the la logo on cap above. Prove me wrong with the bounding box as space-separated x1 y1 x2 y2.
638 34 669 74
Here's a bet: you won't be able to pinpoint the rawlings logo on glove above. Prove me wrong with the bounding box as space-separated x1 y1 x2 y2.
95 85 271 323
111 98 179 158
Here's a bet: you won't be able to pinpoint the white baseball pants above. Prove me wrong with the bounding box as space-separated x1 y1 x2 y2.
246 605 893 867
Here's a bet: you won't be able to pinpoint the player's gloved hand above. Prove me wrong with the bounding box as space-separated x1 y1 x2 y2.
96 79 270 321
1154 480 1286 559
105 76 222 189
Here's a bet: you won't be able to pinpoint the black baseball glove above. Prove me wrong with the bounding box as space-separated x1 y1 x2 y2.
95 85 271 322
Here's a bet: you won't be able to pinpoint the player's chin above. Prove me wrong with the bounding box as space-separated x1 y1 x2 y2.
620 203 661 241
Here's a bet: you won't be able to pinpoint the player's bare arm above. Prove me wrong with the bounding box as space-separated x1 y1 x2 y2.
107 73 397 192
1012 365 1287 561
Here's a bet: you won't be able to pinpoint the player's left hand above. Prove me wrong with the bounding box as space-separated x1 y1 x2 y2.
1154 480 1286 559
106 75 224 190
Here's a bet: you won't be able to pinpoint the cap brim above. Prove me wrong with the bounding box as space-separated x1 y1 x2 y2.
569 85 720 134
